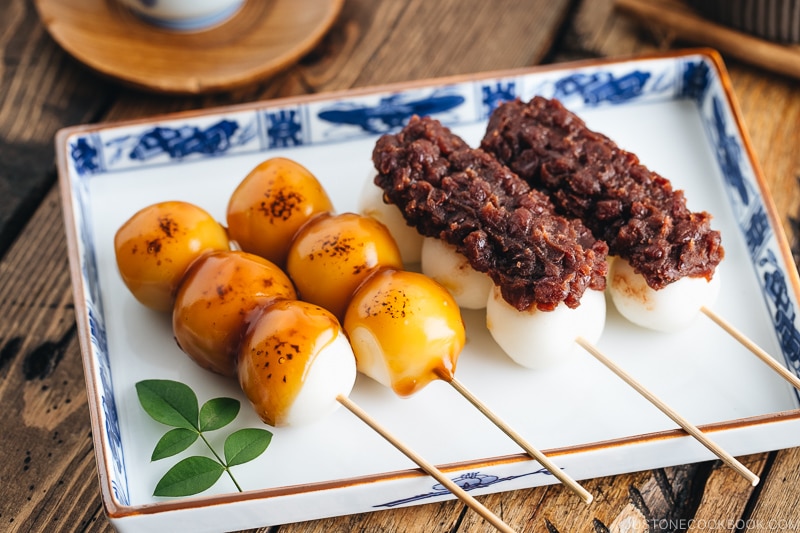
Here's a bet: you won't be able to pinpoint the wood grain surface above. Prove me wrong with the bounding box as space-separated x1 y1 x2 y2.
1 0 799 532
616 0 800 80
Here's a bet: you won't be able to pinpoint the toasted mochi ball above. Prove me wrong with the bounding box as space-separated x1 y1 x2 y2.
344 269 465 397
421 237 494 310
226 157 333 268
114 201 230 312
238 300 357 427
172 250 297 377
286 212 403 321
608 258 721 332
358 173 423 265
486 286 607 368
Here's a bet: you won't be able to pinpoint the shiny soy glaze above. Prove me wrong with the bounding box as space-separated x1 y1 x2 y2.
238 299 344 427
114 200 230 312
226 157 334 267
172 250 297 377
286 212 403 320
344 269 465 397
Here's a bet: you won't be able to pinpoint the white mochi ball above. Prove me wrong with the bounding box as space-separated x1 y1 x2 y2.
282 331 357 427
608 258 721 332
421 237 494 310
358 172 423 264
486 286 607 368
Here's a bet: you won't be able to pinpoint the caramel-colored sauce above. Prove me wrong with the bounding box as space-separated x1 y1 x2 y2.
114 200 230 312
238 300 340 427
227 157 334 267
173 250 297 377
344 269 464 397
287 212 403 320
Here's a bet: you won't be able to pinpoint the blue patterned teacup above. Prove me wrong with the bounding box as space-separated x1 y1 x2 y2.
117 0 245 31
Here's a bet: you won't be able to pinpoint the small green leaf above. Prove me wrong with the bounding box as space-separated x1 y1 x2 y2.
136 380 199 430
151 428 199 461
154 456 225 497
224 428 273 467
199 397 240 432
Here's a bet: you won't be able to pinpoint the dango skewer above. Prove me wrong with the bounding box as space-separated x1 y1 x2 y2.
115 201 518 532
344 267 594 504
372 114 759 484
395 233 760 485
699 307 800 391
609 258 800 392
236 298 517 532
222 158 583 517
287 211 594 503
224 161 523 529
336 394 517 533
575 336 758 485
480 96 799 395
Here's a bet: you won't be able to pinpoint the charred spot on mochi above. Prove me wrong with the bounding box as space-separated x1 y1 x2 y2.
611 272 648 304
374 288 408 319
146 238 162 256
271 339 302 362
260 188 303 222
321 233 356 259
157 215 180 239
215 284 232 300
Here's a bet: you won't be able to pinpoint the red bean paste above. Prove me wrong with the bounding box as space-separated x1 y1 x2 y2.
372 115 608 312
481 96 724 290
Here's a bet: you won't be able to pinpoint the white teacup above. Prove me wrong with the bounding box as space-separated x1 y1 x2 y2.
117 0 246 31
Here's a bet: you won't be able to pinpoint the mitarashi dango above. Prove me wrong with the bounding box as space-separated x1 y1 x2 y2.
172 250 297 377
344 268 466 397
226 157 334 267
238 299 357 427
286 212 403 321
114 201 230 312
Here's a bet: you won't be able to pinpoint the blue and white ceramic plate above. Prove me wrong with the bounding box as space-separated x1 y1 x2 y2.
57 49 800 532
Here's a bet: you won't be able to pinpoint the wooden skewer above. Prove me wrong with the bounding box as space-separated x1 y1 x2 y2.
447 377 594 504
336 394 517 533
700 306 800 391
574 337 760 486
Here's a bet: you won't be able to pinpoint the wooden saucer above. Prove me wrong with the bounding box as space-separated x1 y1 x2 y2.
34 0 345 94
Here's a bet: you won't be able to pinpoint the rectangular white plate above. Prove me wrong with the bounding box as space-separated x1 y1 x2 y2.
57 49 800 533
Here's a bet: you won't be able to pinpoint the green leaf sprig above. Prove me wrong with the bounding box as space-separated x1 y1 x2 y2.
135 379 273 497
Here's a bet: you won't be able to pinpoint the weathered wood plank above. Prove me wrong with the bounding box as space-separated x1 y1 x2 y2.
0 185 103 532
745 448 800 531
687 454 770 533
0 0 117 258
554 0 660 62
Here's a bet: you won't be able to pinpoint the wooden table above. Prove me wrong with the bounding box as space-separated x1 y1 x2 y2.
2 0 799 531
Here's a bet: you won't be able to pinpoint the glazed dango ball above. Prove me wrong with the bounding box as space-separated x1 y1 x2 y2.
114 201 230 312
238 299 357 427
286 212 403 321
172 250 297 377
226 157 334 267
344 269 466 397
